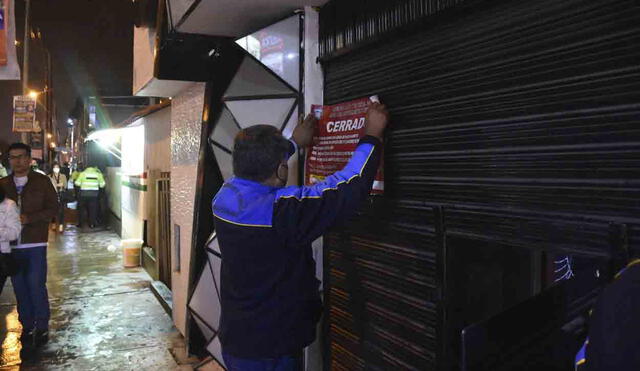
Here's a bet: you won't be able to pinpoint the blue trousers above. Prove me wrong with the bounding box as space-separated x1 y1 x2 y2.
222 352 303 371
11 246 50 331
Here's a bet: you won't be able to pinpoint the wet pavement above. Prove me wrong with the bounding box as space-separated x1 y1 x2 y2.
0 227 185 370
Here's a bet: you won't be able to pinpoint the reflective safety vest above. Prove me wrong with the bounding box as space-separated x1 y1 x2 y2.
75 167 105 191
575 258 640 370
71 170 81 183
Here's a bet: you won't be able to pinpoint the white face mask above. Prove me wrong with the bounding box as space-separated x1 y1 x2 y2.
53 168 60 174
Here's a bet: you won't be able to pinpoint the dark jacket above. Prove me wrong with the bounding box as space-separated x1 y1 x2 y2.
0 171 59 244
212 136 382 358
584 260 640 371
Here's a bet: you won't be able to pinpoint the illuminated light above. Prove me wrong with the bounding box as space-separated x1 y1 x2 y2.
286 53 297 60
86 128 121 147
28 90 39 99
67 118 74 125
14 40 20 46
50 142 56 148
3 308 21 366
46 133 52 139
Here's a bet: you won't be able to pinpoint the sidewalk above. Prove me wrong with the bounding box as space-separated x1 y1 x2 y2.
0 227 185 370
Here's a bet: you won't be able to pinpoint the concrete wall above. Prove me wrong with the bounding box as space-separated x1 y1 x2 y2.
106 167 122 219
121 125 146 241
170 83 206 335
144 107 172 255
133 25 156 95
303 7 324 371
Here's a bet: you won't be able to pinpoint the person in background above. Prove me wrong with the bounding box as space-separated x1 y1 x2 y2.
61 162 71 179
574 247 640 371
75 165 105 229
29 160 46 175
70 164 82 184
0 143 58 350
0 155 7 178
0 186 21 296
49 163 68 233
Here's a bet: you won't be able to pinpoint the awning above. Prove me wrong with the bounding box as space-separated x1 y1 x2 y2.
168 0 329 37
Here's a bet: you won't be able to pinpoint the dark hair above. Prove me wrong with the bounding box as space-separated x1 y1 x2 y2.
0 187 4 203
8 142 31 156
232 125 290 182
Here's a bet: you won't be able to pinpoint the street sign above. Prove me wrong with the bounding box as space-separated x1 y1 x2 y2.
12 95 37 132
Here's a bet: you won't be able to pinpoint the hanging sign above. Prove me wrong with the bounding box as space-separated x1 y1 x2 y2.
0 0 20 80
13 95 37 132
305 97 384 194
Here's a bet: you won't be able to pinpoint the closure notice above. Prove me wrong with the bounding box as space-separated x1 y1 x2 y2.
305 97 384 194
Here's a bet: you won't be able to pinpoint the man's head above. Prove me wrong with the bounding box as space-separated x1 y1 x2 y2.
232 125 290 187
8 142 32 176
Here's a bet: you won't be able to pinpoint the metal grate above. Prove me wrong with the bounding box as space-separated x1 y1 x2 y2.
319 0 467 58
156 175 172 288
321 0 640 369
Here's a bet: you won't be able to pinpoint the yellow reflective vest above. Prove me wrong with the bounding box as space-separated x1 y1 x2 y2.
75 167 106 191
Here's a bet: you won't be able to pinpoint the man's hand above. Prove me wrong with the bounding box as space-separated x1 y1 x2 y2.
291 113 317 149
365 102 390 141
20 214 29 225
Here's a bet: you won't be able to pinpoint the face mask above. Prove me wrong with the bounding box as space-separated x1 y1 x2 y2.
53 168 60 173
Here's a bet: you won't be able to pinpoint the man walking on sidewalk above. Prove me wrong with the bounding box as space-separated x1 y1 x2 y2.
0 143 58 350
212 103 389 370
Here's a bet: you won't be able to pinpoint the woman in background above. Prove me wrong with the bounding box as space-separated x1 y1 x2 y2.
49 163 67 233
0 186 21 295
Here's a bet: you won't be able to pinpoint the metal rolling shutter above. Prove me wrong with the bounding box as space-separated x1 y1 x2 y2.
320 0 640 369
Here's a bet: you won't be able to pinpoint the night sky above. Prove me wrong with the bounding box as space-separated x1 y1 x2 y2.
0 0 134 153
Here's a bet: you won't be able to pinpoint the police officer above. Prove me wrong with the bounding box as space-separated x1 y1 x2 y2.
75 165 105 229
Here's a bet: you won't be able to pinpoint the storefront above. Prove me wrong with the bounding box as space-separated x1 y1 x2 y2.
132 0 640 369
318 0 640 369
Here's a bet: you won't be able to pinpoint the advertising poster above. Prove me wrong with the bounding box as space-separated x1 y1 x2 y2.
0 0 20 80
13 95 37 132
305 97 384 194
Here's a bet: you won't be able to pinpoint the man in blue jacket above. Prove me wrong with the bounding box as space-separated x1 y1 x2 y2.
212 103 389 370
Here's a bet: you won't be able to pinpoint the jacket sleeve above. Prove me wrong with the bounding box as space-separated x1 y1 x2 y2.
24 178 60 224
0 200 21 243
273 135 382 246
74 172 83 187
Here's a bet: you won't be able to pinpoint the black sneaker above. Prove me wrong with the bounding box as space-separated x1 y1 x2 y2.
35 329 49 347
20 329 35 348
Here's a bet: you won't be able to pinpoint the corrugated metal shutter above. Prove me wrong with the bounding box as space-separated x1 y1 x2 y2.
321 0 640 369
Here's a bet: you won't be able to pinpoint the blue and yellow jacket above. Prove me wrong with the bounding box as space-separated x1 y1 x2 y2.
212 135 382 358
